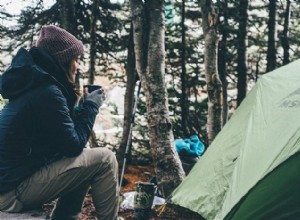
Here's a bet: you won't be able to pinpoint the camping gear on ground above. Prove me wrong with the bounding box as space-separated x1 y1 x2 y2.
175 135 204 174
175 134 205 157
170 59 300 219
133 182 157 220
120 191 165 210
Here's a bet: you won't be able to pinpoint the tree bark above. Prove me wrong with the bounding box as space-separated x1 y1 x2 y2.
236 0 248 107
217 0 228 126
58 0 81 89
88 0 99 85
201 0 222 145
130 0 185 197
118 23 137 163
266 0 277 72
86 0 100 149
280 0 290 65
181 0 188 136
59 0 77 35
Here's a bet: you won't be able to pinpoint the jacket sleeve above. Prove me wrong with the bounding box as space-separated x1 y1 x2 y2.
34 84 98 157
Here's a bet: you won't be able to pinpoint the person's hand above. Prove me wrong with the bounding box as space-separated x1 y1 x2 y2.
79 88 106 109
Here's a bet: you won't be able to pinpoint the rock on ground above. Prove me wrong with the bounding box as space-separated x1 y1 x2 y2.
0 210 48 220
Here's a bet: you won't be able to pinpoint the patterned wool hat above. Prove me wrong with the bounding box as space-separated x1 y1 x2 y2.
36 25 84 64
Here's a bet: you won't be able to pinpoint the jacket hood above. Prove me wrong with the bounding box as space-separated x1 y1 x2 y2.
0 47 72 100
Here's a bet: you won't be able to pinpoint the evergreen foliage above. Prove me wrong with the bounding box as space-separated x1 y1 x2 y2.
165 0 208 142
0 0 300 151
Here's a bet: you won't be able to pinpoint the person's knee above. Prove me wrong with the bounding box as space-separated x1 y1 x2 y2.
100 148 117 166
92 148 118 175
106 149 118 175
93 148 118 184
83 148 116 164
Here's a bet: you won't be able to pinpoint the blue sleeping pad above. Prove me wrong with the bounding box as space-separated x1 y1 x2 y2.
175 135 205 157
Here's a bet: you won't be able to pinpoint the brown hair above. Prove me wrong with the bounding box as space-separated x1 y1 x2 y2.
61 60 82 98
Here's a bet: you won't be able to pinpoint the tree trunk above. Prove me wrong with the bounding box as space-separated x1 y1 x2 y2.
181 0 188 136
88 0 100 148
59 0 77 35
266 0 277 72
58 0 81 89
217 0 228 126
88 0 99 85
280 0 290 65
201 0 222 145
118 23 137 163
236 0 248 107
130 0 185 197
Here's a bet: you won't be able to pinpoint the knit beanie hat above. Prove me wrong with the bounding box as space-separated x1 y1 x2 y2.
36 25 84 65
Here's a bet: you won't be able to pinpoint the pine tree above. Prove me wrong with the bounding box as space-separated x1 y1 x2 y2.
266 0 277 72
236 0 249 106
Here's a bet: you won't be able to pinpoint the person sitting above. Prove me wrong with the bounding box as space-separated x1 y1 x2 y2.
0 25 118 220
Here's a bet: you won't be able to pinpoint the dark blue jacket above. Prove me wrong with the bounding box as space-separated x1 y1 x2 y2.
0 47 98 193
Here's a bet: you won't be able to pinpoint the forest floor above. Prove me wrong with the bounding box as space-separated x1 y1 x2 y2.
43 164 203 220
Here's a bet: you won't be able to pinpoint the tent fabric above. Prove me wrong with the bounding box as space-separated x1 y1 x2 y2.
224 151 300 220
170 59 300 220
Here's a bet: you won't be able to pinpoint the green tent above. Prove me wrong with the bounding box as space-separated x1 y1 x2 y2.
171 59 300 220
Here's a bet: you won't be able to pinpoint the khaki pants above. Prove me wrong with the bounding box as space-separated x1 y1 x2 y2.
0 148 119 220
